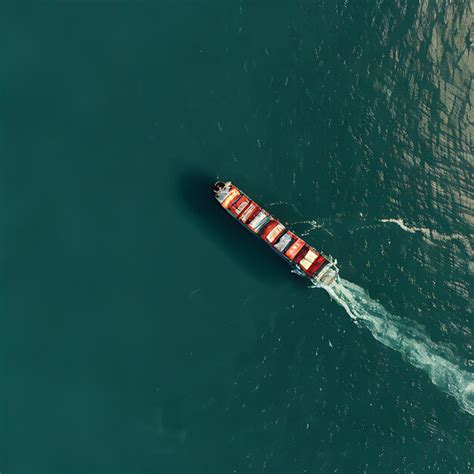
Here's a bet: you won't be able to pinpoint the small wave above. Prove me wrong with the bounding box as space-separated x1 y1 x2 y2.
322 278 474 416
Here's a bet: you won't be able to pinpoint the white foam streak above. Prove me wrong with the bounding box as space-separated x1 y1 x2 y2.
380 218 473 256
323 278 474 416
380 218 418 233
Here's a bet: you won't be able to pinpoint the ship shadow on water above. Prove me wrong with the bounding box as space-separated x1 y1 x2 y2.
176 170 305 290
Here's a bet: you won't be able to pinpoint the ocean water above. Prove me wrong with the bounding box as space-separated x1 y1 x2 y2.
2 1 473 473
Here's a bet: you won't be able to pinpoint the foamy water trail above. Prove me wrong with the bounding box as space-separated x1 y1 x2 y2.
323 278 474 416
379 218 473 257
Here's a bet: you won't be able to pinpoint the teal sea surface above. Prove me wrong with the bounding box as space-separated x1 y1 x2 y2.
2 1 473 473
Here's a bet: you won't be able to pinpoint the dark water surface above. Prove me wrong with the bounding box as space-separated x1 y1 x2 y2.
2 1 473 473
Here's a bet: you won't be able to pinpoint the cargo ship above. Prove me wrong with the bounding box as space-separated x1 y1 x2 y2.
214 181 339 287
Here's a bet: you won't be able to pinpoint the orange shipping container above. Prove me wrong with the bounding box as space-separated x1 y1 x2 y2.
285 238 305 260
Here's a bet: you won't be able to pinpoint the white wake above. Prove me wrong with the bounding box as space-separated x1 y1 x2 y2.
323 278 474 416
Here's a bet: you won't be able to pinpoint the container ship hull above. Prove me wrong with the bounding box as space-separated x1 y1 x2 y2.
214 181 339 287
